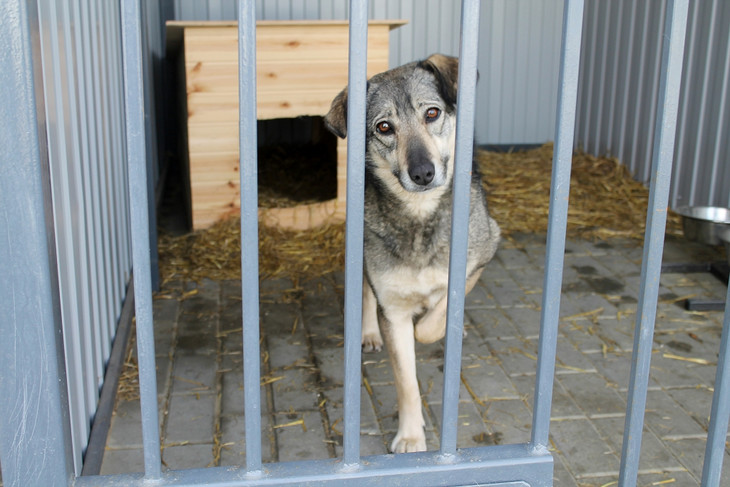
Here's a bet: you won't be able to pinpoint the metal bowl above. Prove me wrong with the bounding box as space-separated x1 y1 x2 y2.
675 206 730 246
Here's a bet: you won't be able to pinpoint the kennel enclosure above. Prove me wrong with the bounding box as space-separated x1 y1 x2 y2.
2 0 730 486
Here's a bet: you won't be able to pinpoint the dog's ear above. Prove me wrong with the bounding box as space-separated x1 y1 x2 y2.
420 54 460 108
324 87 348 138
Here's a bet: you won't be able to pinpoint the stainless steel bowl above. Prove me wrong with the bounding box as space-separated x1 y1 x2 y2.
675 206 730 246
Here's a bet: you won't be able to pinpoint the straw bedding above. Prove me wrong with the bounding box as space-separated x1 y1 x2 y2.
158 144 682 284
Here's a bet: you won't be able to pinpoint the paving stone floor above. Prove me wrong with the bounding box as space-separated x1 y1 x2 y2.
100 234 730 486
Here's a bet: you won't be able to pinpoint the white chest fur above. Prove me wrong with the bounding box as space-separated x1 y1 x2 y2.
371 265 449 316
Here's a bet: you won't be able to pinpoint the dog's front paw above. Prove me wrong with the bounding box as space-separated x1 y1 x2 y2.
362 331 383 353
390 430 427 453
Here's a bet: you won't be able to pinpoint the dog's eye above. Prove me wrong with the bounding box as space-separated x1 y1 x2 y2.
376 121 393 135
425 107 441 122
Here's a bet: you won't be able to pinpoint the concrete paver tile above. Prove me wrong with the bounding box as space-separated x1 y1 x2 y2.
591 415 680 473
106 400 144 449
274 410 331 462
165 392 216 444
550 417 621 479
218 414 275 465
643 389 708 440
99 448 144 475
170 353 217 395
663 438 730 481
557 373 626 417
162 443 214 470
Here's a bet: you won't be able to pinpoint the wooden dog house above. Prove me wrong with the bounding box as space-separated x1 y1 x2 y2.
167 20 406 230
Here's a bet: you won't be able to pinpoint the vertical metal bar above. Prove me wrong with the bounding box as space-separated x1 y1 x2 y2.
120 0 162 479
530 0 584 451
618 1 689 485
237 0 262 474
0 1 75 485
701 284 730 486
439 0 481 457
342 0 368 467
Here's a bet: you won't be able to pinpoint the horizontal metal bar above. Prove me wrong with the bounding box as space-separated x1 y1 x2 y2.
75 444 552 487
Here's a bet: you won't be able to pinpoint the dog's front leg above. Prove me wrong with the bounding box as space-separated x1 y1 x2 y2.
362 279 383 352
379 306 427 453
414 269 483 344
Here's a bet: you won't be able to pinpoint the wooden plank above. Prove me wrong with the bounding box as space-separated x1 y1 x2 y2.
187 123 239 153
185 59 388 94
188 154 238 184
191 181 241 204
187 91 343 121
183 25 391 64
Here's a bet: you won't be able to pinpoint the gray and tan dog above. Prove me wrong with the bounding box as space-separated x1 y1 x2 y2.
325 54 500 453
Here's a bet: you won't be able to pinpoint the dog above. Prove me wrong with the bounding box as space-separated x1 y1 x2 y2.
324 54 500 453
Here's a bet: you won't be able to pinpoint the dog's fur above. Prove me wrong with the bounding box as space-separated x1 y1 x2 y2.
324 54 500 453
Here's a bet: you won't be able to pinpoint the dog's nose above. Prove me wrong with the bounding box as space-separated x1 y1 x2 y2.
408 161 435 186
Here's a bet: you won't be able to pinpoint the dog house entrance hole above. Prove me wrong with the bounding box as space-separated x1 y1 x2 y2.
257 116 337 209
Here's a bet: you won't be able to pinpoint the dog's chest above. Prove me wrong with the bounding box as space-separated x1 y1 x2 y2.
365 205 451 265
371 265 448 312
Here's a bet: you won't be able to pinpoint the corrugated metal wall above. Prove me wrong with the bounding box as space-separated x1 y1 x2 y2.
576 0 730 209
171 0 565 145
476 0 564 144
673 0 730 209
33 0 165 474
37 0 128 473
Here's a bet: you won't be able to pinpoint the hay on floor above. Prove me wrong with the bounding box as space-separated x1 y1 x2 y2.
158 144 683 284
478 143 683 242
158 217 345 285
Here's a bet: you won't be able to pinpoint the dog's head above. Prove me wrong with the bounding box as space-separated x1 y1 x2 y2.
325 54 460 194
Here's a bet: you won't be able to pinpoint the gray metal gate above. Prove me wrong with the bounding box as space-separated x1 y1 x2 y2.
2 0 729 486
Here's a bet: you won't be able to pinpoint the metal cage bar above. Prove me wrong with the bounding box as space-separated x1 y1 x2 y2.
342 0 368 467
237 0 263 475
439 0 482 457
530 0 585 450
0 1 75 485
618 0 689 484
120 0 162 479
702 284 730 485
